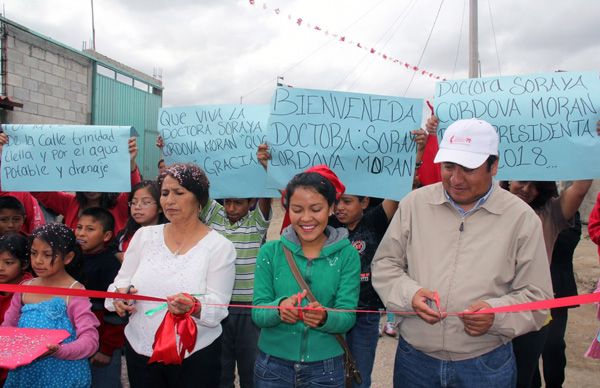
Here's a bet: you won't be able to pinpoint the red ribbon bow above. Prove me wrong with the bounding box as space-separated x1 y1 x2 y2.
148 293 198 365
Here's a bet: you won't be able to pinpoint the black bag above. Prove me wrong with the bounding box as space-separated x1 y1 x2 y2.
282 246 362 387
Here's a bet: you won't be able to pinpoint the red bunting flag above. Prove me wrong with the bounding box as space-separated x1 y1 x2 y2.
247 1 445 81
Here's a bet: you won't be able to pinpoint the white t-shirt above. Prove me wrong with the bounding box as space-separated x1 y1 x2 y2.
105 224 236 357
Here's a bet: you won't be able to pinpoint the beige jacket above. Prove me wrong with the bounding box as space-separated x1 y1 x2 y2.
372 182 553 361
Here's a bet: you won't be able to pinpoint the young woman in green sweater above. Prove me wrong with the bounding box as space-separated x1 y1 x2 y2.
252 169 360 388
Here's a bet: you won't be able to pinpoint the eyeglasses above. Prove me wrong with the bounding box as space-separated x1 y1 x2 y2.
128 201 157 208
0 216 25 223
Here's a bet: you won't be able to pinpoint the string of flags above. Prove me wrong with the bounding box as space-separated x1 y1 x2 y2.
248 1 446 81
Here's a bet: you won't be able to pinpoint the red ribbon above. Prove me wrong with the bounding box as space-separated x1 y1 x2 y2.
148 293 198 365
470 292 600 315
1 283 598 316
0 283 165 302
426 100 435 116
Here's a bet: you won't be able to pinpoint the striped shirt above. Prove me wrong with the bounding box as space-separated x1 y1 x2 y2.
200 200 271 302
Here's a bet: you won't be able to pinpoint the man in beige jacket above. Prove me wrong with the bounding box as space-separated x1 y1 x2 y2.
372 118 552 388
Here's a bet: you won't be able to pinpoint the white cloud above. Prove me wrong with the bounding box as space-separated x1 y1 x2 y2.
3 0 599 106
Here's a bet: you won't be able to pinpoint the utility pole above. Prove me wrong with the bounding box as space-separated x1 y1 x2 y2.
468 0 479 78
91 0 96 50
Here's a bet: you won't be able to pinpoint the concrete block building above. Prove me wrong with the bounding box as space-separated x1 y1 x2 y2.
0 16 163 179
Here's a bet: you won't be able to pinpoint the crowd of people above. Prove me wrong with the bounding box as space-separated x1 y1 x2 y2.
0 118 597 388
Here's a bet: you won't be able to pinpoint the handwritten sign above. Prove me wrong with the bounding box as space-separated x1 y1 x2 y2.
0 327 70 369
434 72 600 180
159 104 278 198
1 125 131 192
265 87 423 200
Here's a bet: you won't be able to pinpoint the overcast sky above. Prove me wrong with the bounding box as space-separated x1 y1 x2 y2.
3 0 599 107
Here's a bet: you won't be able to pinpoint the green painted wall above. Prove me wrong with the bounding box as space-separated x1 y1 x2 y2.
91 70 162 180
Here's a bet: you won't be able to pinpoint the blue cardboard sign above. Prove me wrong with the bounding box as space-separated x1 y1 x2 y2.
1 125 132 192
435 71 600 180
158 104 278 198
265 87 423 200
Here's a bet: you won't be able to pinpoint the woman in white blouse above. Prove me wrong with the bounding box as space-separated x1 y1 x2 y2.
106 163 236 388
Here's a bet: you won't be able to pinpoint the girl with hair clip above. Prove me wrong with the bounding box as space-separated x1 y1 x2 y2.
2 223 99 388
252 168 360 388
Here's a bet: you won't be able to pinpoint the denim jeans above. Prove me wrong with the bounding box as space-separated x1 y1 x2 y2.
91 348 122 388
254 351 344 388
394 337 516 388
346 312 380 387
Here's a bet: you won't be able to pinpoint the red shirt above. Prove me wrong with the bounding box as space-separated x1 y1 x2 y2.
588 192 600 259
0 272 33 324
417 134 442 186
32 167 141 232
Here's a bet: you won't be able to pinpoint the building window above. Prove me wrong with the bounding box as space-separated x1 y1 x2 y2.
97 64 115 79
116 73 132 86
133 79 148 92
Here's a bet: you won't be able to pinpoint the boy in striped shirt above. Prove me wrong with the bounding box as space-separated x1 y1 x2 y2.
201 197 271 388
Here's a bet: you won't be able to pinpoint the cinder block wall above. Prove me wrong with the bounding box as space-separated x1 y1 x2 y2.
4 25 92 124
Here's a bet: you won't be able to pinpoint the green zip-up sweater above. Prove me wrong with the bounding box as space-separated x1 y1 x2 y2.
252 226 360 362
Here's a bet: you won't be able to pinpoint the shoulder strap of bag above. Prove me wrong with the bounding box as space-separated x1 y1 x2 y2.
281 245 353 354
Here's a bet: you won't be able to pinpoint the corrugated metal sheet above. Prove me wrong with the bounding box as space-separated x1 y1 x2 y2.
91 70 162 180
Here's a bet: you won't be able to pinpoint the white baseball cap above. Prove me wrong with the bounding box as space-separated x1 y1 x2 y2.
434 119 499 169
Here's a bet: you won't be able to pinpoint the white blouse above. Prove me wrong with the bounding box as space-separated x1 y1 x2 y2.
105 224 236 358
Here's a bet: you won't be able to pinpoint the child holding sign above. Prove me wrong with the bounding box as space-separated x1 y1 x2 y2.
2 223 99 388
0 133 141 234
200 195 271 388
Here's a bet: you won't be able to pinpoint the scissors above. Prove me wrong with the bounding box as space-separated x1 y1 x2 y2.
427 290 443 322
